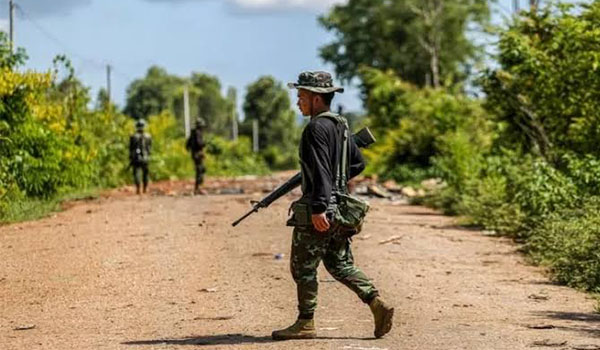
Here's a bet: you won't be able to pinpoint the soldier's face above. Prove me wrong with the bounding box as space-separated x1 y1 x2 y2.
297 89 314 116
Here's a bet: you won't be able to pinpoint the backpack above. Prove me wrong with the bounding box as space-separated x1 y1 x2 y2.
131 133 149 164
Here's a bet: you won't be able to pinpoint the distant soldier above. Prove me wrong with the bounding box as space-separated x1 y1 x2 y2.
186 117 207 195
129 119 152 195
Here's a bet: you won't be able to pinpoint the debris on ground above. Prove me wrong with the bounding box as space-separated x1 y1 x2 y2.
531 339 567 347
367 185 392 198
379 235 403 245
482 230 498 236
401 187 418 198
572 345 600 350
198 288 218 293
14 325 35 331
355 234 372 241
251 253 271 257
382 180 402 193
421 178 444 191
193 316 234 321
526 324 555 329
528 294 550 301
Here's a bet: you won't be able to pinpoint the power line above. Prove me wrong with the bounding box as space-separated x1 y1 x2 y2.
15 4 107 71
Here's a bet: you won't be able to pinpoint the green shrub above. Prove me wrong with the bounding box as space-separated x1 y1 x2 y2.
525 197 600 292
205 136 269 176
361 68 492 184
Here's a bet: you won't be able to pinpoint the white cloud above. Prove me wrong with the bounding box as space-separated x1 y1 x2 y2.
143 0 347 13
232 0 347 11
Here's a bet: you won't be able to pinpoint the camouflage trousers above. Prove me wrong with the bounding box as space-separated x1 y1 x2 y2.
194 161 205 188
290 225 379 315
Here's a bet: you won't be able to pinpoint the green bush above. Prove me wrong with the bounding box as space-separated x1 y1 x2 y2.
360 68 492 184
205 136 269 176
525 197 600 292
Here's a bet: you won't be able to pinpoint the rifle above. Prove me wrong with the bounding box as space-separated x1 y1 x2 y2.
232 127 376 227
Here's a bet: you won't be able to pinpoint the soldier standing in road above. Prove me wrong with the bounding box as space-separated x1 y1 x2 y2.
129 119 152 195
271 71 394 340
186 117 207 195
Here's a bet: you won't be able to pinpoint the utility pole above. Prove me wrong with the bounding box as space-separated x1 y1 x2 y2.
9 0 15 54
227 87 238 141
106 64 112 105
252 119 259 153
513 0 520 13
183 85 191 139
530 0 539 11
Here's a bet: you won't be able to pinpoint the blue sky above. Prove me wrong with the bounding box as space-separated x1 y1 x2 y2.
0 0 359 114
0 0 533 116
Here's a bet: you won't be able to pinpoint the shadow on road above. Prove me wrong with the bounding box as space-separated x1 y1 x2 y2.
533 311 600 338
123 333 372 346
537 311 600 323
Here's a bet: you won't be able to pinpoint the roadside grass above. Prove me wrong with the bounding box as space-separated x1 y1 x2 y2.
0 188 102 225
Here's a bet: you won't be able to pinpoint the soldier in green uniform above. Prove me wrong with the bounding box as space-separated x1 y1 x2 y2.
272 71 394 340
186 117 207 195
129 119 152 195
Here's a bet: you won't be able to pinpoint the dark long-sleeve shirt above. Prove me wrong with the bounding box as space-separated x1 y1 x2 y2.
299 112 366 214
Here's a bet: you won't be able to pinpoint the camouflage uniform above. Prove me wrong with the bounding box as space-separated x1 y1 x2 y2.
273 71 394 340
129 119 152 194
291 225 378 315
186 117 207 194
288 72 378 317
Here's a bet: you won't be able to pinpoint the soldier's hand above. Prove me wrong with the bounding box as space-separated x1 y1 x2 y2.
312 213 330 233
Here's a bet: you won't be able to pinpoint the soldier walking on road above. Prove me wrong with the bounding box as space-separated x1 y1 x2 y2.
186 117 207 195
129 119 152 195
271 71 394 340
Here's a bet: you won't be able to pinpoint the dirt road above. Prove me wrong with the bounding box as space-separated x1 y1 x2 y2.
1 183 599 350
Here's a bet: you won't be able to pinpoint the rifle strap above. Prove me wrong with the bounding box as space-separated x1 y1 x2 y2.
314 112 350 194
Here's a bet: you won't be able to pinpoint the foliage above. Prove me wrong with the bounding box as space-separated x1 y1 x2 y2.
205 136 269 176
241 76 300 170
124 67 234 138
0 37 264 221
319 0 490 88
146 111 193 181
360 68 492 183
124 66 183 121
173 72 233 137
416 3 600 292
140 111 269 181
525 197 600 292
480 2 600 161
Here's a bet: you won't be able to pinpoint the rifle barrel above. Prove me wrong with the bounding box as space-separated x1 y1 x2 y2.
231 127 376 227
231 207 258 227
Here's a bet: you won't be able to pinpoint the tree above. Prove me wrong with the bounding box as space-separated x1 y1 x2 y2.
125 68 232 137
241 76 299 169
124 66 183 120
180 73 231 137
319 0 490 88
481 2 600 161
